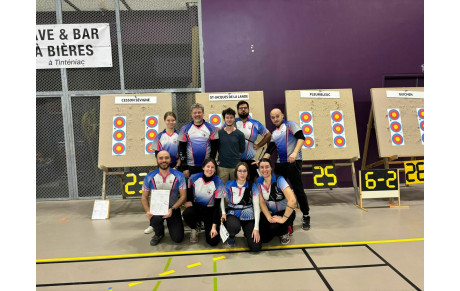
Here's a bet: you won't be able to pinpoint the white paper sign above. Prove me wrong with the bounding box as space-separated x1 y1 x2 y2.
386 90 424 99
209 93 249 101
36 23 112 69
150 190 170 216
115 96 157 104
220 223 229 243
300 90 340 99
91 200 110 220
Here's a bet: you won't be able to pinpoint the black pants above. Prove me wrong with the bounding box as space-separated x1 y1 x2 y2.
225 215 262 252
259 210 296 243
274 161 310 216
241 159 259 182
183 203 220 246
150 208 184 243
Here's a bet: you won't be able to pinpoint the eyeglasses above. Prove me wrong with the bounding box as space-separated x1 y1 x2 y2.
238 107 249 110
237 170 248 173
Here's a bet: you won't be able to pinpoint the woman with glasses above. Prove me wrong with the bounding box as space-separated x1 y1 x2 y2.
182 158 224 246
256 158 297 245
222 162 262 251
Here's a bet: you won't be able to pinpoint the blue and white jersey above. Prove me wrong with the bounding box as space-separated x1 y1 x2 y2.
142 168 186 208
255 174 289 214
224 180 258 220
271 120 303 163
178 121 219 167
188 173 225 207
235 118 270 160
153 129 179 164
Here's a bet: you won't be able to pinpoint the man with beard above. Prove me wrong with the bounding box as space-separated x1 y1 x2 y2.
235 101 271 181
141 151 187 246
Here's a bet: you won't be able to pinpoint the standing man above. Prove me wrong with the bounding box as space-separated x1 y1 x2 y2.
262 108 311 231
217 108 245 185
235 101 271 181
178 103 219 179
141 151 187 246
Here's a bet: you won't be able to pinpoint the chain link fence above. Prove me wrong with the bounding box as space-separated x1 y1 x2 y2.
36 0 202 200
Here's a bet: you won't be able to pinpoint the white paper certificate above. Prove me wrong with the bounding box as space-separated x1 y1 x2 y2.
220 223 229 243
150 190 170 216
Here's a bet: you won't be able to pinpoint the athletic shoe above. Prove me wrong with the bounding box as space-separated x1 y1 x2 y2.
280 233 290 245
144 226 154 234
150 234 164 246
288 225 294 236
227 237 235 247
190 229 198 243
302 215 311 230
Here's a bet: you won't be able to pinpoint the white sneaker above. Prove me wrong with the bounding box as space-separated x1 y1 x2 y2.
190 229 198 243
144 226 154 234
280 233 290 245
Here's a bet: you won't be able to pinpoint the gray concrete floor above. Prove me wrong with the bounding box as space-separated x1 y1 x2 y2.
36 185 424 290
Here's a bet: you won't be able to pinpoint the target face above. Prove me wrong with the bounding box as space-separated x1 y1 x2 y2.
113 143 126 154
113 130 125 141
146 116 159 128
304 137 315 148
388 109 400 120
300 112 312 123
113 117 126 128
392 134 404 145
422 134 424 142
332 124 344 134
146 129 158 140
331 111 343 122
209 114 222 126
302 124 313 135
145 142 155 154
420 121 424 131
418 108 424 119
333 136 346 148
390 121 402 132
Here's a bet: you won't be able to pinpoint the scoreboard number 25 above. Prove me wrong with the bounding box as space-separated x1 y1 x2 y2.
312 165 338 189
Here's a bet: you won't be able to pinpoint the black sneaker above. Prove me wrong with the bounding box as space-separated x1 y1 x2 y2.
302 215 311 230
150 234 164 246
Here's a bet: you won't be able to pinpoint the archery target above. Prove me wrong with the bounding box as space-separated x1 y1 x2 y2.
299 111 315 148
146 116 159 128
387 109 405 146
304 137 315 148
113 143 126 155
112 116 126 155
330 110 346 148
417 108 424 145
209 113 223 128
145 115 159 155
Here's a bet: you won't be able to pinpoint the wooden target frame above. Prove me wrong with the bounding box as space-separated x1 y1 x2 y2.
362 87 424 171
98 93 173 199
285 89 361 204
195 91 268 160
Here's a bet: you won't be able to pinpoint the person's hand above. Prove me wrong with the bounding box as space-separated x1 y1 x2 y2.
185 201 193 208
251 160 260 166
146 212 154 220
162 208 173 219
252 230 260 243
271 215 284 224
268 215 276 223
288 153 297 163
221 214 227 222
183 170 190 178
210 226 218 238
253 143 260 150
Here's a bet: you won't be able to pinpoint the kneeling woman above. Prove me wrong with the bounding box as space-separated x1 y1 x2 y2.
182 158 224 246
256 158 297 245
222 162 262 252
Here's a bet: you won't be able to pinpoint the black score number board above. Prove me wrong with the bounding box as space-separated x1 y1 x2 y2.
360 169 399 191
312 165 338 189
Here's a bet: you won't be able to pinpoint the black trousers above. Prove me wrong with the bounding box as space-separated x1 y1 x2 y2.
182 203 220 246
225 214 262 252
150 208 184 243
259 210 296 243
274 161 310 216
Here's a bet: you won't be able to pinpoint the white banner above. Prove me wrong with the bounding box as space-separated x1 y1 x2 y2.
36 23 112 69
115 96 157 104
209 93 249 101
386 90 424 99
300 90 340 99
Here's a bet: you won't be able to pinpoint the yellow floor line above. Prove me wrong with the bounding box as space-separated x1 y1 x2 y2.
36 237 423 263
158 270 175 276
212 256 226 261
187 262 201 268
